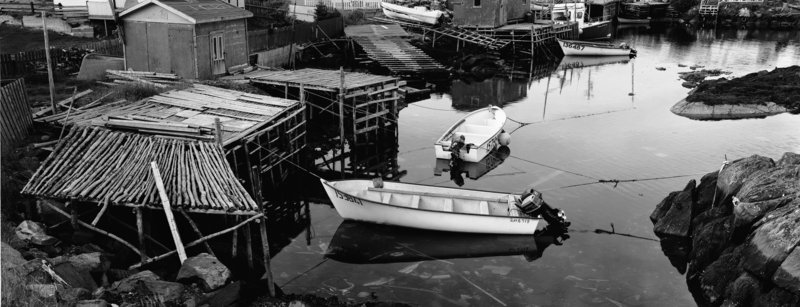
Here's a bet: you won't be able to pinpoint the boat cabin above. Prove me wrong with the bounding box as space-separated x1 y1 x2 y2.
449 0 530 28
552 3 587 28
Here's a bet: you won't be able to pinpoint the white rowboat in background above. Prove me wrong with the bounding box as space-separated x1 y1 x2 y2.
381 2 444 25
557 38 637 56
320 179 542 234
434 105 507 162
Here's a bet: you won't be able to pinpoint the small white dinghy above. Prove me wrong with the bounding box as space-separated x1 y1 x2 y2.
434 105 507 163
557 38 637 57
381 2 444 25
320 179 542 234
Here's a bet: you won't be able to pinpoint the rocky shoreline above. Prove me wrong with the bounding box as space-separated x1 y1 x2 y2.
671 66 800 120
651 152 800 306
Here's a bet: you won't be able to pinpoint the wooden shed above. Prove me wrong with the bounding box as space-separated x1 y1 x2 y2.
119 0 253 79
450 0 530 28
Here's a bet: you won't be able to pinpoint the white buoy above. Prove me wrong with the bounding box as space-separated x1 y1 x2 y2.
498 132 511 146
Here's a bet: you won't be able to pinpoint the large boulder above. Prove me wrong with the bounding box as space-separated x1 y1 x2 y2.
700 247 744 304
53 262 98 292
740 207 800 281
196 281 241 307
15 220 58 246
1 242 25 269
777 152 800 167
142 280 185 304
2 243 26 304
110 270 160 293
733 164 800 227
50 252 109 273
772 247 800 295
717 155 775 197
691 214 735 271
653 180 696 237
694 171 720 215
176 253 231 292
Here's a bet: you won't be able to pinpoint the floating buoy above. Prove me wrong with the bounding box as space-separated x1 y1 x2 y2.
498 132 511 146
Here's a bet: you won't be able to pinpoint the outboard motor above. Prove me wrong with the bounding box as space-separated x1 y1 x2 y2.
517 188 571 229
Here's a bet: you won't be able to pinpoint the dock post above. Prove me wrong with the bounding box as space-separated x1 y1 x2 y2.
338 67 345 179
231 216 239 258
136 206 146 261
41 12 56 114
250 166 274 296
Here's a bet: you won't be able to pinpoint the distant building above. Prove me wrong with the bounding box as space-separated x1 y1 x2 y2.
449 0 530 28
119 0 253 79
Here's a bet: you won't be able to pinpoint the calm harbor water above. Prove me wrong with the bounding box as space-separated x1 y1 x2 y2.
270 25 800 306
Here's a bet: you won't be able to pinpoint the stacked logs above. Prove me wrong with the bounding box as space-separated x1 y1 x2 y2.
22 127 257 212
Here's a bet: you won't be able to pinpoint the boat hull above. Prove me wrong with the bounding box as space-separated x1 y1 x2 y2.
558 39 635 56
381 2 442 25
580 20 612 40
321 180 541 234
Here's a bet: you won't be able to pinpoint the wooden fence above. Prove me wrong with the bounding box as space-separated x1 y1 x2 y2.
1 79 32 153
247 17 344 53
1 39 123 78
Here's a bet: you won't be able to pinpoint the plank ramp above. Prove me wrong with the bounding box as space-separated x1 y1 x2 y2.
351 36 446 74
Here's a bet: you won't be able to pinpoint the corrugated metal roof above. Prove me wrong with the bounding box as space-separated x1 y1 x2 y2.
121 0 253 24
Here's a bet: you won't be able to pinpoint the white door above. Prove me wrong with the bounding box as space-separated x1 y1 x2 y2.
210 31 225 75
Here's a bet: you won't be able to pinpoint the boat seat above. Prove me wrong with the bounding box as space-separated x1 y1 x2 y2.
461 124 492 134
454 132 485 144
479 201 490 215
410 195 420 209
442 198 453 212
381 193 392 204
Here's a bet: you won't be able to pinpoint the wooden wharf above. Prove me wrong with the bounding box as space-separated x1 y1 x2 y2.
369 17 510 50
344 24 447 75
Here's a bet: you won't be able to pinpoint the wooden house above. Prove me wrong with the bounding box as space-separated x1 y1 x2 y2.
449 0 530 28
119 0 253 79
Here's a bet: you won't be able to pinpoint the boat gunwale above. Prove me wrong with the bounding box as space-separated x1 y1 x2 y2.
321 179 539 221
433 106 506 150
557 38 622 49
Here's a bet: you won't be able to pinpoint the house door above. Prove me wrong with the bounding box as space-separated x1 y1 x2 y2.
210 31 226 75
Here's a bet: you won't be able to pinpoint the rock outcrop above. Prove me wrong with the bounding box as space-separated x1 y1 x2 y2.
652 152 800 306
670 65 800 120
177 253 232 292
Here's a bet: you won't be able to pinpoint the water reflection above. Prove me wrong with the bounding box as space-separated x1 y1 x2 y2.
325 221 569 264
434 146 512 185
449 78 528 110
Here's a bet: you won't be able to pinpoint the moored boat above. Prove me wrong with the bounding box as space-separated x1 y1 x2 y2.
557 38 637 56
434 105 507 163
381 1 444 25
580 20 612 40
320 179 559 234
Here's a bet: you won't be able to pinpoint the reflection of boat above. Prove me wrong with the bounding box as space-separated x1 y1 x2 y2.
381 2 444 25
557 38 637 56
617 16 651 24
558 55 631 70
325 221 569 264
434 106 507 162
320 179 542 234
450 78 527 110
434 146 510 181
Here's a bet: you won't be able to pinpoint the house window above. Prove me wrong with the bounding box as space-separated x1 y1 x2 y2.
474 0 480 7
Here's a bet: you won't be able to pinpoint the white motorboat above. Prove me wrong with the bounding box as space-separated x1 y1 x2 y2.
557 38 637 56
434 105 507 163
381 2 444 25
320 179 542 234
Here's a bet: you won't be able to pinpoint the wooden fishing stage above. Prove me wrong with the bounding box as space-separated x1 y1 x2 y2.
344 24 447 76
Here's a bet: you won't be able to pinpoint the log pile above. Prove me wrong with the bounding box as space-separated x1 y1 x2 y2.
105 70 181 88
22 127 258 212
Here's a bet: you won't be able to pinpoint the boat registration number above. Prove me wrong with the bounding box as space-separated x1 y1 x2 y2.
562 42 585 51
335 190 363 206
510 218 532 224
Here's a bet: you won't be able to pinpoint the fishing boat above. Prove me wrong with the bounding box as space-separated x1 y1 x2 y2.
320 179 547 234
551 3 612 40
381 1 444 25
324 221 569 264
434 105 507 163
557 38 637 56
617 16 651 24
